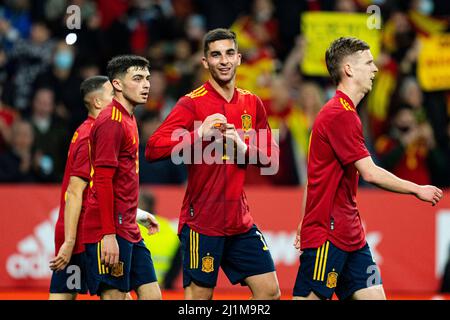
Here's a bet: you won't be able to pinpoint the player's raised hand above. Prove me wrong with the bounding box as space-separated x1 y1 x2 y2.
199 113 227 139
415 185 443 206
101 234 120 267
49 241 74 271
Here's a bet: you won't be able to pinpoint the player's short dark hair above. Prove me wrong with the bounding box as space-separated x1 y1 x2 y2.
325 37 370 85
80 75 109 108
203 28 238 56
106 55 150 81
80 75 109 99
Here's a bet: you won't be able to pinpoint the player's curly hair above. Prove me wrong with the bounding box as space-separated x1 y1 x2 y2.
203 28 238 56
325 37 370 85
106 55 149 81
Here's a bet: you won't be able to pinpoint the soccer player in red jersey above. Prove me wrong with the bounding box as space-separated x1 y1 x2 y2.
292 37 444 300
83 55 161 300
146 28 281 300
49 76 114 299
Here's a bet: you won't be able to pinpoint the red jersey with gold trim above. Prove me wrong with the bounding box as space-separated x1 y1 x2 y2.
83 99 141 244
301 90 370 252
54 116 94 255
146 81 278 236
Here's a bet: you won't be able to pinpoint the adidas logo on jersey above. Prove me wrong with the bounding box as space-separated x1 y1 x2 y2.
6 208 58 279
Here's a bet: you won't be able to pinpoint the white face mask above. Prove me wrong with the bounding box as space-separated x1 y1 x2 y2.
418 0 434 16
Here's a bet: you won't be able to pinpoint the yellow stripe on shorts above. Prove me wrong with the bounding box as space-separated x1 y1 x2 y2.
313 245 321 280
97 241 102 275
313 241 330 281
190 229 199 269
195 232 199 268
320 241 330 281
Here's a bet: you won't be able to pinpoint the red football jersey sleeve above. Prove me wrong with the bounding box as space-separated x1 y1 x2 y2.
327 111 370 166
69 135 91 180
92 118 124 168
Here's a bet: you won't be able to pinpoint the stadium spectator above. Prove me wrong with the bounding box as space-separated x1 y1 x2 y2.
165 38 200 100
266 76 301 185
141 68 176 119
35 40 84 132
375 104 446 186
0 99 17 153
27 86 69 182
0 119 39 182
3 20 55 111
138 110 187 185
231 0 280 55
231 0 278 103
0 0 32 49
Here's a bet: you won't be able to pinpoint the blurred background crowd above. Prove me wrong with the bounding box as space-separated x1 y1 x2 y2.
0 0 449 188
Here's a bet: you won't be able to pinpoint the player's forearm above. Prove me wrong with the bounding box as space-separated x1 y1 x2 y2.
365 165 419 195
64 189 83 244
64 177 88 243
95 167 117 235
146 130 199 162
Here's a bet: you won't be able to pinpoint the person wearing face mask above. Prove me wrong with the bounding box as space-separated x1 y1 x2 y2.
409 0 448 30
374 104 447 186
35 40 85 134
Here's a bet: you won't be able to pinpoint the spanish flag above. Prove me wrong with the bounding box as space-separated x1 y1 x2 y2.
409 10 448 36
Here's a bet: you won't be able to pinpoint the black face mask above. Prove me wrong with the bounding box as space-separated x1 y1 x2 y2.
397 125 411 133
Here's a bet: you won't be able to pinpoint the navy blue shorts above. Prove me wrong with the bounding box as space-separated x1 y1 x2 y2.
293 241 382 300
49 253 88 294
179 224 275 288
84 235 157 295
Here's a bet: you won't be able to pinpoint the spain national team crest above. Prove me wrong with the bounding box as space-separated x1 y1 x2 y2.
241 114 252 132
111 261 124 277
201 254 214 273
326 271 338 288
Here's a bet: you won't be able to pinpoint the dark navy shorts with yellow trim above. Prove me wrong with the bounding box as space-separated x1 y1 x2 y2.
293 241 382 300
49 253 88 294
179 224 275 288
84 235 157 295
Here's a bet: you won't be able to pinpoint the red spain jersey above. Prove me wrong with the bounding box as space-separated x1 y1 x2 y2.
301 91 370 252
146 81 278 236
54 116 94 255
83 99 141 244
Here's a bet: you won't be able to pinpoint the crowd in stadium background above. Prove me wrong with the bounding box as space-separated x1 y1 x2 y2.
0 0 449 188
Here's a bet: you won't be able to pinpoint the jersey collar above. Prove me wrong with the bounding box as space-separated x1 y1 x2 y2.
204 81 239 104
112 98 133 118
335 90 356 110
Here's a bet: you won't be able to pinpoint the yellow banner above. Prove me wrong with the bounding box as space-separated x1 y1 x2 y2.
301 12 381 76
418 34 450 91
